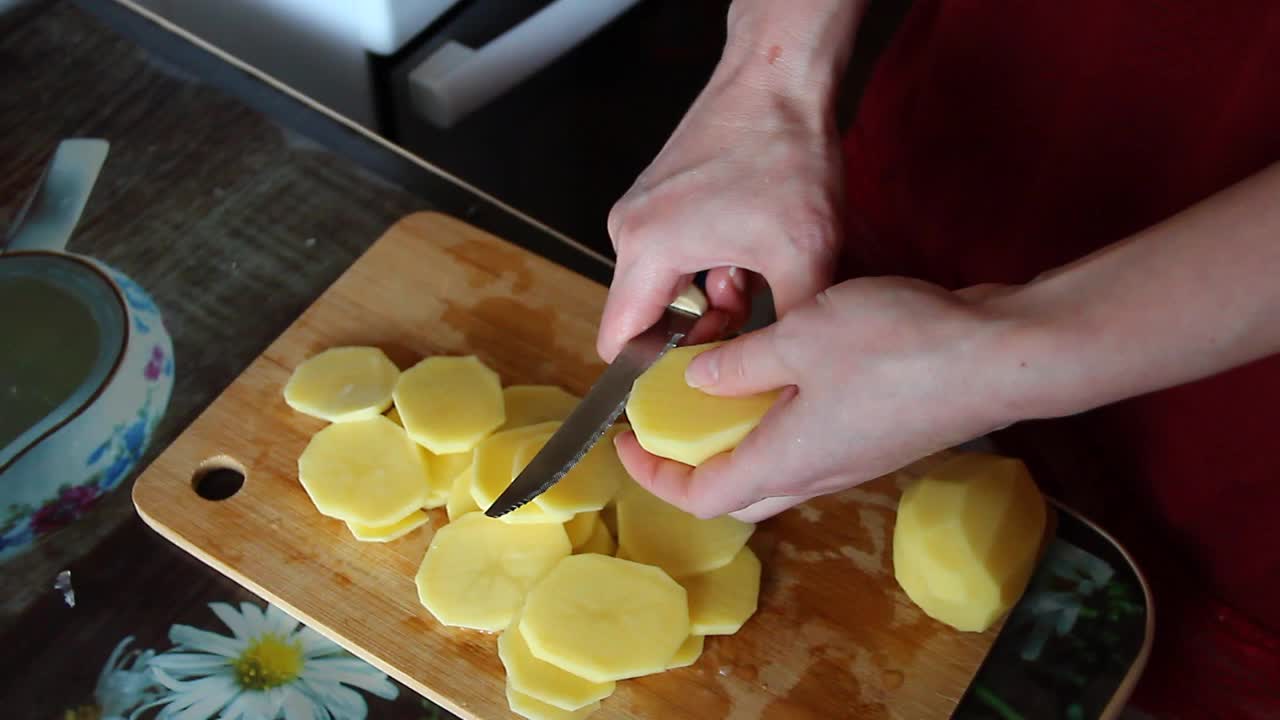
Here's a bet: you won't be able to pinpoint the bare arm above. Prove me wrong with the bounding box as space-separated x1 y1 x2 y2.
999 160 1280 420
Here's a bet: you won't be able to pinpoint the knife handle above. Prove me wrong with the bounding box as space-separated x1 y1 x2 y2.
670 281 708 318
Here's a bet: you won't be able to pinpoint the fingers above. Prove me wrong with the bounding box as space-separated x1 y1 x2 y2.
684 324 791 396
614 431 762 519
729 493 816 523
598 263 689 362
705 266 752 332
615 387 811 518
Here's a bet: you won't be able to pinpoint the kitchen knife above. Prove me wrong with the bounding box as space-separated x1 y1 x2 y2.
485 284 708 517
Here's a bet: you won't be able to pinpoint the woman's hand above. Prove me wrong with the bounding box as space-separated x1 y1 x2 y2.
614 277 1029 522
597 0 865 362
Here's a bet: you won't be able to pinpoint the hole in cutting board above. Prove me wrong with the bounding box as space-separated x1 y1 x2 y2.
193 456 247 500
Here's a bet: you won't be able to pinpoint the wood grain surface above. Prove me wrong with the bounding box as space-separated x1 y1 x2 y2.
133 212 999 719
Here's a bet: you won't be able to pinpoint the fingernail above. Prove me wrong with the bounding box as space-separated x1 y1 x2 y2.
728 267 748 293
686 351 718 388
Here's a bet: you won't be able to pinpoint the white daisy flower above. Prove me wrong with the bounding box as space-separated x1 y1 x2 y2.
63 636 166 720
139 602 398 720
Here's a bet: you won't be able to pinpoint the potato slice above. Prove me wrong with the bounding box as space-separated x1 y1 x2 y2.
394 355 504 454
665 635 704 669
445 463 480 521
506 684 600 720
298 416 431 526
626 343 779 466
389 406 460 509
284 346 399 422
471 423 572 524
523 424 628 515
501 385 580 431
616 483 755 578
682 546 761 635
600 502 618 538
575 518 615 556
347 510 429 542
415 513 570 631
500 609 615 711
893 452 1048 632
520 554 689 682
563 512 599 549
426 450 471 509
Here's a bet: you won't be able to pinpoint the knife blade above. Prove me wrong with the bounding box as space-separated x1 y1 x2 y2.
485 287 706 517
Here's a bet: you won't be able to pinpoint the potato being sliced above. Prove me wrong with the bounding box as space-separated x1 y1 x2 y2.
394 355 504 454
616 483 755 578
500 385 580 431
520 554 689 683
626 343 779 466
426 450 471 509
575 518 615 556
284 346 399 422
471 423 572 524
298 416 431 526
506 684 600 720
500 609 615 711
415 513 570 631
445 463 480 521
347 510 429 542
665 635 705 669
682 546 761 635
526 424 629 515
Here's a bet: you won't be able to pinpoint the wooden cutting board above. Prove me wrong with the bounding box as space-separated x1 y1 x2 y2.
133 212 999 719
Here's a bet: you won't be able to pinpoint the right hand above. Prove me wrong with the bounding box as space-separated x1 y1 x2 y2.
597 65 847 362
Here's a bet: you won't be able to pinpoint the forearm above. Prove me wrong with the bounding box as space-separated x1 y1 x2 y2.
715 0 868 115
995 161 1280 421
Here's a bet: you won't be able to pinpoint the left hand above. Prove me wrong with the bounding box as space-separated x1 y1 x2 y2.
614 276 1029 522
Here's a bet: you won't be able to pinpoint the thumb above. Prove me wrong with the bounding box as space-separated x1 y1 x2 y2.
685 325 792 397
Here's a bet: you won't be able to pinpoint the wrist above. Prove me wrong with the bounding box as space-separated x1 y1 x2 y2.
716 0 867 116
974 285 1109 426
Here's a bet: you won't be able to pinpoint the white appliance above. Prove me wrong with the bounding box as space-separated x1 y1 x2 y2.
130 0 641 131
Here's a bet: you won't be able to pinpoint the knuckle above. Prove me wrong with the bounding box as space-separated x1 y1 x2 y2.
782 201 839 260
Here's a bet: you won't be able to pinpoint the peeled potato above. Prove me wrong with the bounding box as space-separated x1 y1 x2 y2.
601 503 618 538
394 355 504 454
446 463 481 521
471 423 572 524
388 406 463 509
616 483 755 578
347 510 429 542
506 684 600 720
527 424 629 515
520 554 689 683
626 343 779 466
416 513 570 631
665 635 704 669
501 385 580 431
893 452 1048 632
426 451 471 509
563 512 599 549
284 346 399 422
500 609 615 711
298 416 431 526
682 546 761 635
576 518 615 556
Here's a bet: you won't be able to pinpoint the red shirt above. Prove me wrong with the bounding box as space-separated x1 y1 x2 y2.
841 1 1280 716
